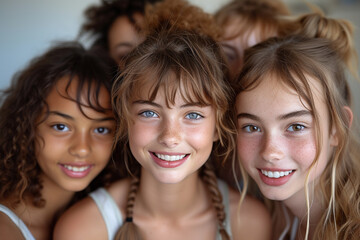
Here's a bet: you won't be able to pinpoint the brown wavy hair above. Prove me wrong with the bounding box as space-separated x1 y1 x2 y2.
111 0 236 239
80 0 162 51
0 42 120 208
234 12 360 240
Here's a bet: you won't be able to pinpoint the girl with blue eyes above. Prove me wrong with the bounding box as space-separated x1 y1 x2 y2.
234 11 360 240
54 1 271 240
0 42 118 240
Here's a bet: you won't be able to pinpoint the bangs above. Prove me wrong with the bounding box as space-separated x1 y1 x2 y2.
129 55 217 108
62 74 111 116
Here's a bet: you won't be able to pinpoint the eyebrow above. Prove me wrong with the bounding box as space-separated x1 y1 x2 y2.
278 110 312 120
237 110 312 121
48 111 115 122
132 100 208 108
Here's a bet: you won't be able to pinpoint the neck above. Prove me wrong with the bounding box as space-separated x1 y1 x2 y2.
283 184 324 239
12 174 75 240
136 170 212 220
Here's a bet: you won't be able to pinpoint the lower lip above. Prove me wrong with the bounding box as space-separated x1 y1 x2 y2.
258 169 295 186
59 164 93 178
151 153 188 168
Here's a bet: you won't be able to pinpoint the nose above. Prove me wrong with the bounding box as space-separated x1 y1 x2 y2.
158 118 181 148
69 132 92 158
260 133 284 162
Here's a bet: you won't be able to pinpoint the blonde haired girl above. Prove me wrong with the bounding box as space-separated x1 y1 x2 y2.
234 10 360 240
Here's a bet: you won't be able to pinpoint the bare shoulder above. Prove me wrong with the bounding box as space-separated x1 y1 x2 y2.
53 178 131 240
228 188 272 240
53 196 107 240
0 212 26 240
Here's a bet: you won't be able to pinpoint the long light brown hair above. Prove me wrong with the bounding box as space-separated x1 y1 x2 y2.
111 0 236 239
235 12 360 240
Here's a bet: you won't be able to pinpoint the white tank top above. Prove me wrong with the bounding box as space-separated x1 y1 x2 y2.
0 204 35 240
90 179 232 240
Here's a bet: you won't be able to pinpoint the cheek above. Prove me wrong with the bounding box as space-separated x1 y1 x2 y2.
94 139 113 160
236 134 259 167
128 122 155 149
290 138 317 169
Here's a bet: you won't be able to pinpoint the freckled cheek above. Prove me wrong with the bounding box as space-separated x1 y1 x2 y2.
290 139 316 169
185 127 214 153
236 135 259 168
128 122 156 149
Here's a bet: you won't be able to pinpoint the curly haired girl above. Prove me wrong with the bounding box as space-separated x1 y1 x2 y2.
0 42 118 240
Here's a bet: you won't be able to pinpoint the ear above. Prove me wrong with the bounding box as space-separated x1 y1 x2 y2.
213 127 219 142
343 106 353 128
329 106 353 147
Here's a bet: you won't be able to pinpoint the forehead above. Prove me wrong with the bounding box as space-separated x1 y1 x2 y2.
130 71 208 105
108 13 144 45
48 76 111 109
236 74 326 114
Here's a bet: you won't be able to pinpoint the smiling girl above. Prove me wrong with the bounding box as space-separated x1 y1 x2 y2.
0 42 117 240
234 11 360 240
53 1 271 240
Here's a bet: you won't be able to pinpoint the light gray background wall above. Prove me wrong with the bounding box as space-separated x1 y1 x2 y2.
0 0 359 117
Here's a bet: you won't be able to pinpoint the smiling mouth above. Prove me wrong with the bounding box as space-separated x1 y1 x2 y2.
62 164 91 172
260 169 294 178
153 153 188 161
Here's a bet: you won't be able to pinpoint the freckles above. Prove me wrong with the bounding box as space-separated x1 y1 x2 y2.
236 137 257 164
292 139 316 168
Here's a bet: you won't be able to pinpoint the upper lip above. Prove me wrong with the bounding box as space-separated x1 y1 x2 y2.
59 162 93 167
151 151 188 156
258 168 295 172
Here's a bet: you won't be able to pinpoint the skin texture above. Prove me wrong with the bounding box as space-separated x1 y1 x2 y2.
236 75 338 237
35 76 116 193
108 13 144 68
53 79 271 240
0 76 115 240
128 82 218 184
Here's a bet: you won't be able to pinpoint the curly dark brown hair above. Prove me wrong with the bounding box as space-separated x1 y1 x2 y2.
0 41 121 208
80 0 162 52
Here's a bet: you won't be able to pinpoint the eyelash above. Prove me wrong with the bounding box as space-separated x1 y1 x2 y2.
185 112 203 120
140 110 158 118
287 124 306 132
139 110 204 120
51 124 111 135
242 124 261 133
241 123 307 134
51 123 69 132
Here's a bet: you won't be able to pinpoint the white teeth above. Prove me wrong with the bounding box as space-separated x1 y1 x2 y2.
63 165 90 172
261 170 293 178
155 153 186 161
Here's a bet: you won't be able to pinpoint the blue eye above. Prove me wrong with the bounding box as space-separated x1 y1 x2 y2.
140 110 158 118
243 125 261 133
186 112 202 120
94 127 110 134
52 124 69 132
287 124 305 132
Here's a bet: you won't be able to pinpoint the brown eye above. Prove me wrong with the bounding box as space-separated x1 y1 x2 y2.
287 124 305 132
243 125 260 132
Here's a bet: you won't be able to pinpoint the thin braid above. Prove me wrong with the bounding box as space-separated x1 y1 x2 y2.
114 177 143 240
202 161 231 240
126 177 140 220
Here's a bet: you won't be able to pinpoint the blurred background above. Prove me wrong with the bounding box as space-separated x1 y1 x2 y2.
0 0 359 117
